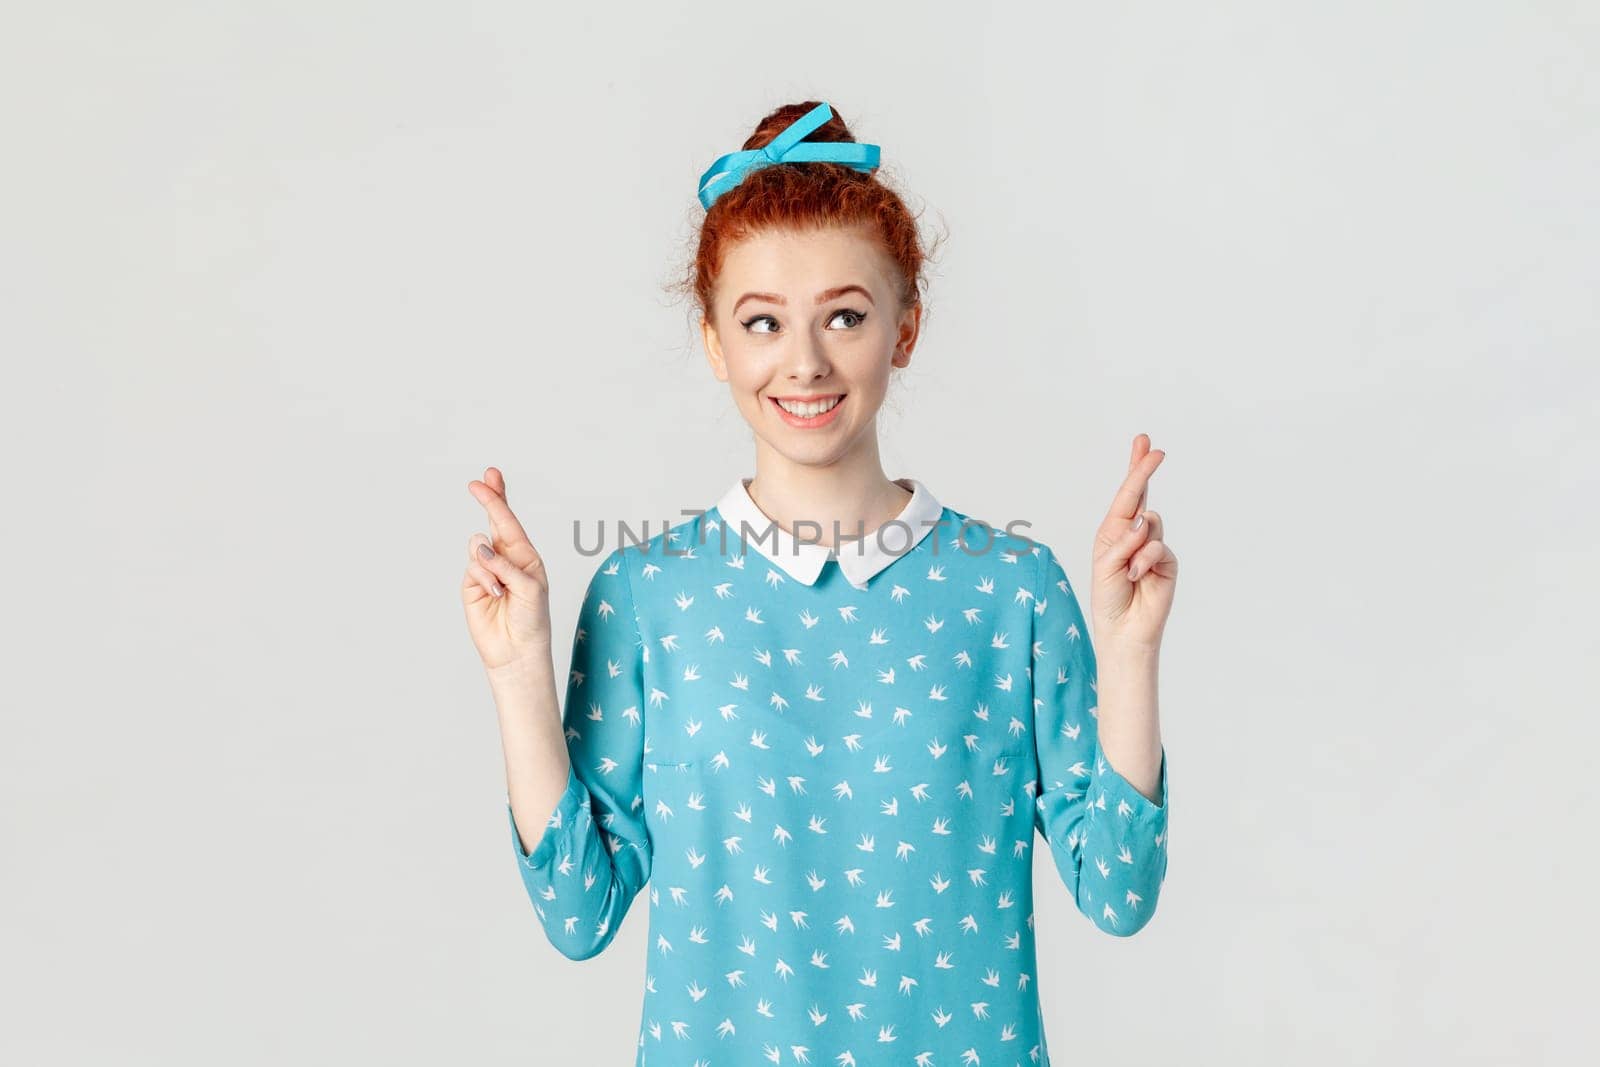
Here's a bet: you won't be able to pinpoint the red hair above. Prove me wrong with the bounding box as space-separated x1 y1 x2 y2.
675 101 943 322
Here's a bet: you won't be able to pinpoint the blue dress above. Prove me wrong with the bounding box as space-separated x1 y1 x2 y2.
508 478 1170 1065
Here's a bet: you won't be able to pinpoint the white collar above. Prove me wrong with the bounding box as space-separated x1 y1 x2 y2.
710 476 945 591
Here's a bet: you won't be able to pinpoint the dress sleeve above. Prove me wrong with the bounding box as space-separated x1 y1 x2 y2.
1029 543 1169 936
506 547 652 960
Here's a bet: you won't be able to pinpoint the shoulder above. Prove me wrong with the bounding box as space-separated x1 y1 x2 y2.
931 504 1054 582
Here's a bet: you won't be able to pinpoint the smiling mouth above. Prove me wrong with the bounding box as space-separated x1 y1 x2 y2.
772 394 844 417
769 393 847 428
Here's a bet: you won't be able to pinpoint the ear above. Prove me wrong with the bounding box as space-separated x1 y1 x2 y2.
891 302 922 368
701 314 730 382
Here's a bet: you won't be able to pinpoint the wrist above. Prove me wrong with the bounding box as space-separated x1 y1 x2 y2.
485 650 554 694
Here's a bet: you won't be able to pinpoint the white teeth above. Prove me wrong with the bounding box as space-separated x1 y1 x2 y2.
775 396 842 418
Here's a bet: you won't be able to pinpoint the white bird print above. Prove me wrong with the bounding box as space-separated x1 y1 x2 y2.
799 608 820 628
730 672 750 690
876 1024 897 1041
769 692 789 711
808 1003 828 1024
926 565 946 581
859 968 878 988
803 684 824 701
806 815 828 835
852 700 873 720
745 606 764 624
784 647 804 665
962 607 983 624
876 666 895 684
906 654 927 671
764 568 786 588
640 563 661 580
981 968 1000 987
869 627 889 644
882 797 900 817
601 559 620 576
1013 586 1034 607
682 664 701 681
829 649 849 668
674 591 694 610
660 633 681 652
838 605 859 622
975 576 993 594
883 932 902 951
928 684 948 701
754 648 772 667
892 706 913 725
913 917 933 936
891 584 911 602
804 736 825 756
713 581 734 599
807 948 827 967
924 614 944 632
926 738 947 759
705 625 725 643
931 1007 952 1026
970 1002 990 1020
934 950 954 968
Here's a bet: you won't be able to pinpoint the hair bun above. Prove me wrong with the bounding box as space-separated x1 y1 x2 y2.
745 100 856 151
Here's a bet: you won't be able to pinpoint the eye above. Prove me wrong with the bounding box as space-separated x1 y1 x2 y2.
739 308 871 335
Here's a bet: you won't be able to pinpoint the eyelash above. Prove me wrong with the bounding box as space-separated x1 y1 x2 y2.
740 308 869 335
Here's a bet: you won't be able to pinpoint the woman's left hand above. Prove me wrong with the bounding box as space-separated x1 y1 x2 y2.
1089 433 1178 654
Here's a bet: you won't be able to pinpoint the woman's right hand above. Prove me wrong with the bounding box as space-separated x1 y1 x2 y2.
461 466 554 673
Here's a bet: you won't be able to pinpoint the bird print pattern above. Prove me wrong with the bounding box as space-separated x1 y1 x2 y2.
508 505 1170 1066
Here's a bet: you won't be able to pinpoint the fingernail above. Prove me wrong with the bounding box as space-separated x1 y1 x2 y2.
1133 512 1145 530
478 543 494 560
490 582 503 597
1129 565 1140 581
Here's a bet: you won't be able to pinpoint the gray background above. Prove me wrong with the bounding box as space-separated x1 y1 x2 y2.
4 1 1596 1062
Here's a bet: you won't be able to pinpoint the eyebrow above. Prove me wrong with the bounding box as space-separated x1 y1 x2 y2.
732 285 875 316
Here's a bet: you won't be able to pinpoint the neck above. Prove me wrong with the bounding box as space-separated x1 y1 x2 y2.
746 439 913 552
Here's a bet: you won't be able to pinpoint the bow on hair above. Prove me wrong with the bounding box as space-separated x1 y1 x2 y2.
697 101 882 210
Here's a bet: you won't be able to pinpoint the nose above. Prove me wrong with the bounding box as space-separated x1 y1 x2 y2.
782 325 833 383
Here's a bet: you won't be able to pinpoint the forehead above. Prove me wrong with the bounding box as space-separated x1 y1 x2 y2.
718 225 893 296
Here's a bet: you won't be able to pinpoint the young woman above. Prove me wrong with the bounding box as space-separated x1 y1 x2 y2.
461 100 1176 1066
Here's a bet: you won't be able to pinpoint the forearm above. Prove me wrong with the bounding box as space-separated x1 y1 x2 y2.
1093 643 1165 806
489 650 570 859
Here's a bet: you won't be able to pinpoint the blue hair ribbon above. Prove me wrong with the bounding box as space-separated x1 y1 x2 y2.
697 101 881 211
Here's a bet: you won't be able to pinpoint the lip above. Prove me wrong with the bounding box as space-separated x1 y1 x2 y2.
769 393 846 429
